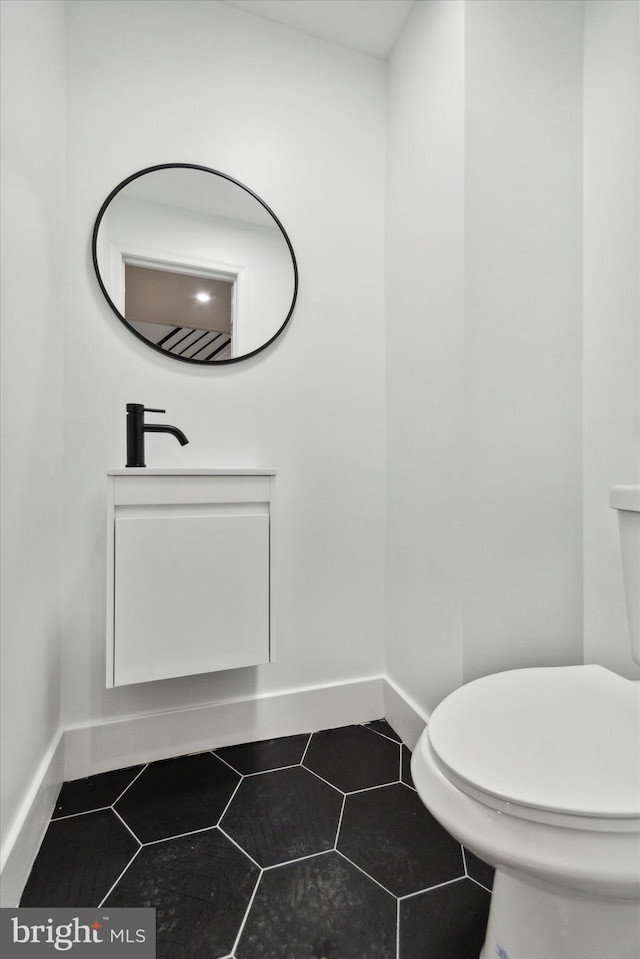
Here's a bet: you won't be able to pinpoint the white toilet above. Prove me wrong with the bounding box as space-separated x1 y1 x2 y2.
411 486 640 959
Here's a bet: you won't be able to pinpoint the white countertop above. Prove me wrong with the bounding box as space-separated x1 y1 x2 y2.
108 468 276 476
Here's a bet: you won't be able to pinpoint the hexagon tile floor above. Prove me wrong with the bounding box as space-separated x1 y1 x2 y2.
20 720 494 958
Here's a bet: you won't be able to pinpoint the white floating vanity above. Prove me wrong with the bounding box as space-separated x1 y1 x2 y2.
106 469 275 687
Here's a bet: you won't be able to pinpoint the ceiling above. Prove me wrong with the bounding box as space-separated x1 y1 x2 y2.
220 0 416 59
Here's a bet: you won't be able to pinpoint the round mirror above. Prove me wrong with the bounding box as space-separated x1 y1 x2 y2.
92 164 298 364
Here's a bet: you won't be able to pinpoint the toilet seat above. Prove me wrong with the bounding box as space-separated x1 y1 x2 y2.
427 665 640 827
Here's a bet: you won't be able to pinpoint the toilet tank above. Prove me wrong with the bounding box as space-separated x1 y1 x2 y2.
610 485 640 666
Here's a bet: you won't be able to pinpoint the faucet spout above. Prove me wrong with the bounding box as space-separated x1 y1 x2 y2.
144 423 189 446
125 403 189 467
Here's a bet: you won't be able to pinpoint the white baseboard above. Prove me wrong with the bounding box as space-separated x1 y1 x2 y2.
0 730 65 907
383 675 429 750
63 674 386 781
1 672 429 908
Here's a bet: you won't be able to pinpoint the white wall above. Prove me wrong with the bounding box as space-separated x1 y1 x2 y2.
385 0 466 712
462 0 584 681
583 0 640 679
0 0 66 871
62 1 387 732
386 0 585 713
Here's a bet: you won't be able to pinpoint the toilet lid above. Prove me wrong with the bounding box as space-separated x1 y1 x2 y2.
427 665 640 819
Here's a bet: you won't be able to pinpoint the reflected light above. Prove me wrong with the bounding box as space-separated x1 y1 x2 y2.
195 292 211 303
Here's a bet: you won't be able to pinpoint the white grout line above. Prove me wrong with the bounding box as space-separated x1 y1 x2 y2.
395 896 401 959
468 875 494 895
242 762 304 778
400 746 410 784
52 765 151 822
112 764 149 805
461 845 494 893
261 847 335 872
398 778 415 793
98 846 143 907
299 731 314 765
211 751 245 775
333 794 347 848
213 741 312 778
111 806 143 846
217 825 262 871
141 823 220 846
397 874 467 901
56 768 157 827
52 805 112 822
230 868 263 957
300 764 347 796
457 842 466 876
216 775 245 825
334 848 397 899
361 722 403 746
340 779 400 797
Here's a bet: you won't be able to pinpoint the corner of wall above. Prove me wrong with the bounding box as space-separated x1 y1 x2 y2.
0 730 65 907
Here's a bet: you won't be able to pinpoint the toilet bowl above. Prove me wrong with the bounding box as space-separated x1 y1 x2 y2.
411 487 640 959
412 665 640 959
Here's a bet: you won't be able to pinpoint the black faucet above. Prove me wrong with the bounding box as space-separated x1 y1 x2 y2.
126 403 189 467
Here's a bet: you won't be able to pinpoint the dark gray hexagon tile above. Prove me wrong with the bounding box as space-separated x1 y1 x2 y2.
105 828 259 959
115 752 240 843
338 782 464 897
399 877 491 959
236 850 396 959
464 847 495 890
215 733 310 774
52 765 144 818
303 724 400 792
221 766 342 867
20 810 139 907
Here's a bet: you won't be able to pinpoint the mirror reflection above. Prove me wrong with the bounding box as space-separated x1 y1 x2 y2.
92 165 297 364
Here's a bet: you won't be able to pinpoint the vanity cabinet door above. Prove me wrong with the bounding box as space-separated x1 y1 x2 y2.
113 512 269 686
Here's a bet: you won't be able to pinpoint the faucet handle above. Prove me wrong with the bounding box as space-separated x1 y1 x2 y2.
125 404 166 415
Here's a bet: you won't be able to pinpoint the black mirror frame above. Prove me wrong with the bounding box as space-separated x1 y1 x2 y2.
92 162 298 365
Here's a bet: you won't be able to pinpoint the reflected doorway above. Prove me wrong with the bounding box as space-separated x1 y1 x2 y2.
124 259 236 361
